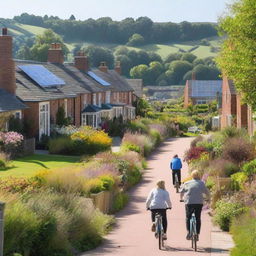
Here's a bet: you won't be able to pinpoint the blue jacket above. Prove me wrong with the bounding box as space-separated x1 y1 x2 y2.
170 157 182 170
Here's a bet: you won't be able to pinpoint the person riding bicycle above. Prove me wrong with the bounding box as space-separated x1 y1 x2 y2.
146 180 172 240
180 170 210 241
170 154 182 186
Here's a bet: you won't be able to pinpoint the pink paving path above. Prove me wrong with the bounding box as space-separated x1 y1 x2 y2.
81 137 213 256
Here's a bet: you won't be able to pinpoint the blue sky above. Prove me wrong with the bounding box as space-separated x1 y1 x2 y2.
1 0 232 22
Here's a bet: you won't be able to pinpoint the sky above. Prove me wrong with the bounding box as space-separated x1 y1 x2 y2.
1 0 232 23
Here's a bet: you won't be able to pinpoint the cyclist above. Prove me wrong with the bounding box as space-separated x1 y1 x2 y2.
170 154 182 186
146 180 172 240
180 170 210 241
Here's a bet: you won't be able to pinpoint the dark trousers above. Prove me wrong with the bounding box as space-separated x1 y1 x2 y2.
185 204 203 234
172 169 181 185
151 209 167 233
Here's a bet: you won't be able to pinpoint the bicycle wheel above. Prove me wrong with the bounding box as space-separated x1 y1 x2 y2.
193 234 197 251
158 232 162 250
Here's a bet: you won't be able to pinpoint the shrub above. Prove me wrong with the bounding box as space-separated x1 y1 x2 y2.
220 127 248 140
213 199 245 231
121 142 141 154
242 159 256 180
122 132 153 156
48 136 73 154
4 201 40 256
49 126 112 155
149 129 161 146
112 192 129 212
222 137 255 165
127 120 149 134
190 135 204 147
0 131 24 158
231 172 248 191
208 159 239 177
184 146 207 163
71 126 112 155
230 211 256 256
99 175 115 191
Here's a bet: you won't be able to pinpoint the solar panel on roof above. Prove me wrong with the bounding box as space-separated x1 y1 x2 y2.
87 71 110 86
18 65 65 87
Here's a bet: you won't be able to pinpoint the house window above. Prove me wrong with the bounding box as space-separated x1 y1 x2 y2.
64 99 68 117
93 94 96 105
81 113 100 129
14 111 22 119
39 102 50 138
129 92 132 104
196 100 208 104
106 91 111 104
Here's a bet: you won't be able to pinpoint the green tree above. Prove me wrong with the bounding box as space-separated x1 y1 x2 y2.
169 60 193 84
181 53 197 63
126 33 145 46
83 45 114 68
217 0 256 109
30 29 68 62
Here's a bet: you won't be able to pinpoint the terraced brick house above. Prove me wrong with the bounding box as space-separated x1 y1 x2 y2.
0 28 136 139
0 28 27 130
184 80 222 107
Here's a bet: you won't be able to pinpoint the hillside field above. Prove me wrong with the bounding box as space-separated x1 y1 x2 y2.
6 21 222 60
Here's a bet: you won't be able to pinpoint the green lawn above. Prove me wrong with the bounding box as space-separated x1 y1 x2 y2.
0 154 81 178
16 23 47 35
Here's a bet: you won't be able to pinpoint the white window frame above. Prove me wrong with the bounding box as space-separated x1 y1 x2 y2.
83 95 87 108
14 110 22 119
81 113 100 128
39 101 50 139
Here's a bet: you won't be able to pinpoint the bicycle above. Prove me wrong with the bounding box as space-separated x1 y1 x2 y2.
180 200 198 251
174 172 180 193
155 213 165 250
190 212 198 251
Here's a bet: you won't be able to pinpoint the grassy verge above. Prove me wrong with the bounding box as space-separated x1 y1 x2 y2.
0 154 81 178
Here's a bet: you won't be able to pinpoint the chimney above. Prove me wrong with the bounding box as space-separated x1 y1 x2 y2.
114 61 121 75
74 51 89 72
192 72 196 80
0 28 16 95
48 43 64 64
99 61 108 73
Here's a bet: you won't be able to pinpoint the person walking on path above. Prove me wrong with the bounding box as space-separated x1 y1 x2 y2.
170 154 182 186
180 170 210 241
146 180 172 240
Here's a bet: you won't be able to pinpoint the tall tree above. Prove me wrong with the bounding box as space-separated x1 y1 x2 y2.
217 0 256 109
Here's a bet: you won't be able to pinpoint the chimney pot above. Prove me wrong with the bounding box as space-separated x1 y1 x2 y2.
2 28 7 35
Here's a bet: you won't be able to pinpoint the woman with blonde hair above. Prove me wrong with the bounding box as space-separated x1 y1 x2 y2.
146 180 172 240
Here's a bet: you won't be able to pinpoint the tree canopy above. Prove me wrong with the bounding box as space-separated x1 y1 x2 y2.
216 0 256 109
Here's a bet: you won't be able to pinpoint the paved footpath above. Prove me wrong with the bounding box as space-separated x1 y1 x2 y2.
81 137 233 256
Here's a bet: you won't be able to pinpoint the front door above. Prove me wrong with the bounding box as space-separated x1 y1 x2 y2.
39 102 50 139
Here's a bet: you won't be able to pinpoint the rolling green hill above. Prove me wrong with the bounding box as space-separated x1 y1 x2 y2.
6 21 222 60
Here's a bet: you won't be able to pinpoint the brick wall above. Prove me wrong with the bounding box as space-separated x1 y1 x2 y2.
221 78 237 129
184 81 190 107
236 94 248 129
0 30 16 95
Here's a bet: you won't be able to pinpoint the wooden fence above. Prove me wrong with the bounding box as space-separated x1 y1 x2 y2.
90 191 115 214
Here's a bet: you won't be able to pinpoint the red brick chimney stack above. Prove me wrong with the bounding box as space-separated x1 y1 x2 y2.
48 43 64 64
192 72 196 80
0 28 16 95
114 61 121 75
99 61 108 73
74 51 89 72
